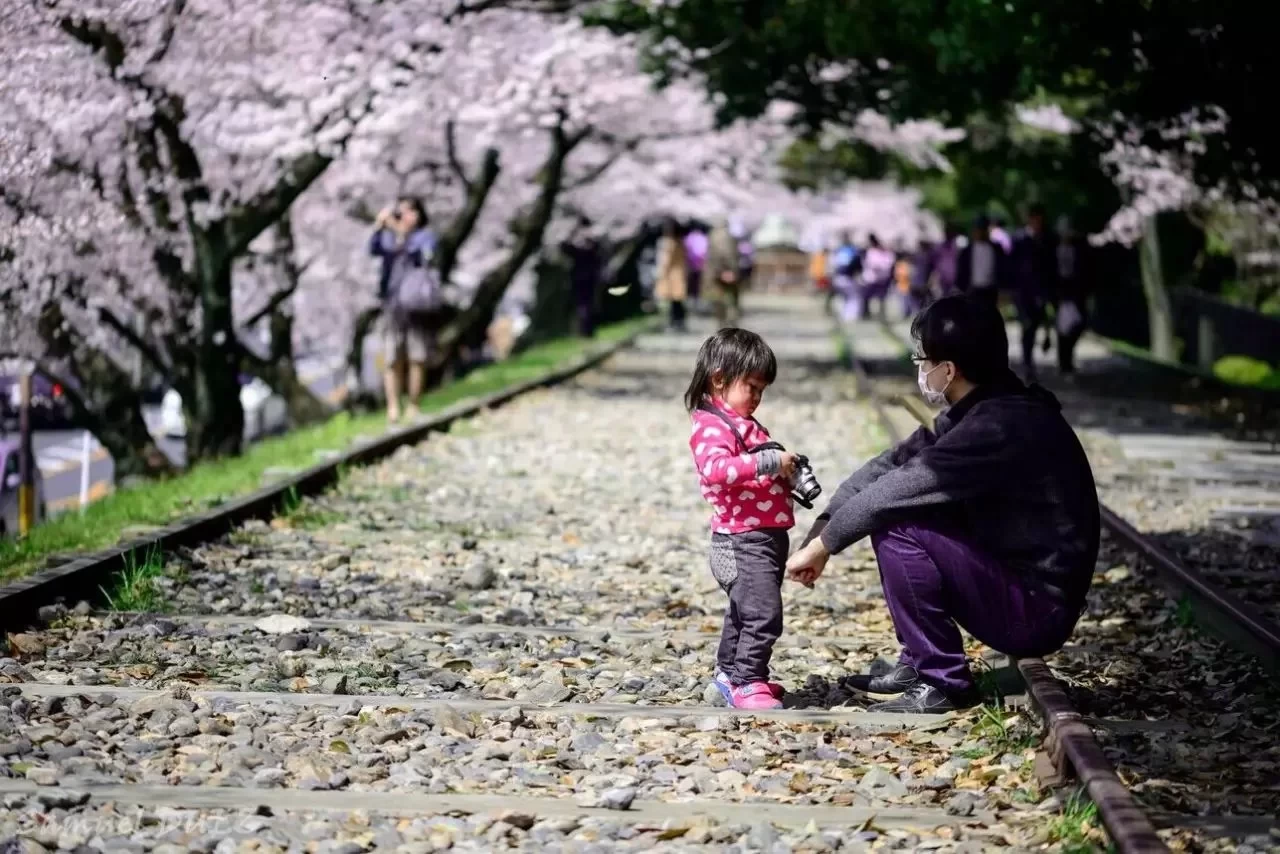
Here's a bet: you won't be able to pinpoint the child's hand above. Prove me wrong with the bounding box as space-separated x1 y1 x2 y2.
786 540 829 588
778 451 797 480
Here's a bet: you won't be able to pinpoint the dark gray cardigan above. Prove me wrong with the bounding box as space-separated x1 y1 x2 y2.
805 374 1100 607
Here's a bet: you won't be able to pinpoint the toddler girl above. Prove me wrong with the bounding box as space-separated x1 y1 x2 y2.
685 328 797 710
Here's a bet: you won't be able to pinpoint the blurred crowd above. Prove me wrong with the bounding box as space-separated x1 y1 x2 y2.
808 205 1094 382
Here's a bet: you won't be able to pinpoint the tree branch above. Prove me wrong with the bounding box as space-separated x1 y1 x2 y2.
57 15 127 73
445 120 473 192
437 147 501 283
566 147 626 191
142 0 189 66
241 284 299 330
225 151 331 258
432 116 578 368
224 90 378 257
97 305 173 380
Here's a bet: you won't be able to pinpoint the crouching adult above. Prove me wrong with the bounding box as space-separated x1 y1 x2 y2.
785 295 1100 713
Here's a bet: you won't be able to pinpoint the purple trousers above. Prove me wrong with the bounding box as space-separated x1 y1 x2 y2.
872 521 1081 696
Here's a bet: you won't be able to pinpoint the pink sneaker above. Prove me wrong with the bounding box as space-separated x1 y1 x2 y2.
730 681 783 710
715 673 785 704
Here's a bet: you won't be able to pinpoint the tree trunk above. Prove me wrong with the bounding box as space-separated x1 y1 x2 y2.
345 305 383 405
31 303 173 480
188 257 245 460
241 215 334 425
249 309 333 426
67 363 173 480
1139 214 1178 362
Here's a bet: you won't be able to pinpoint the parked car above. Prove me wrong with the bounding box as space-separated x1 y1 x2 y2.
158 376 288 443
0 437 47 538
0 372 77 430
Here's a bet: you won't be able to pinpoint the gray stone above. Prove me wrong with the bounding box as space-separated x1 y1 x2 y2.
253 767 289 787
168 717 199 738
277 633 313 652
749 823 778 851
321 674 350 695
460 563 497 591
37 604 68 624
26 765 58 785
255 614 313 634
571 732 606 752
319 553 351 571
317 841 364 854
858 765 908 798
945 792 981 817
130 695 194 717
599 786 637 810
36 788 92 809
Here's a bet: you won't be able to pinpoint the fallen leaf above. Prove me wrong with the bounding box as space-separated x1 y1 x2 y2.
6 633 46 658
329 740 351 754
172 670 209 682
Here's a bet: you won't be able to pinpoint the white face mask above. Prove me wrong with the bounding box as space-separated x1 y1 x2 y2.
917 363 952 406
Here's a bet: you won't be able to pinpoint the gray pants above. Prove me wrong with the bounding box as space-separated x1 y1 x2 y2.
709 529 789 685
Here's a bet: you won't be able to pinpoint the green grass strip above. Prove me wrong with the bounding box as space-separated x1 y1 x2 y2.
0 318 652 582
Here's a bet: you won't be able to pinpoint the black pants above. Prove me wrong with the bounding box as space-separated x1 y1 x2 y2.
669 299 687 330
1016 298 1046 374
710 529 789 685
1057 307 1087 374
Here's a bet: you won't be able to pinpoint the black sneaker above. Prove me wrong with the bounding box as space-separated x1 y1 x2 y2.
866 683 980 714
867 664 920 694
837 658 907 693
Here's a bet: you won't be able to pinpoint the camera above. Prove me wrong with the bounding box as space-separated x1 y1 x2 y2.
753 440 822 509
790 454 822 509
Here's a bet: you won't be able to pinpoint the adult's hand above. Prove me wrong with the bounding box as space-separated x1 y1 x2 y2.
786 538 830 588
374 206 395 229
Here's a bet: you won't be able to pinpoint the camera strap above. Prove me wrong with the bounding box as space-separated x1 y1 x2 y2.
697 403 813 508
695 403 777 454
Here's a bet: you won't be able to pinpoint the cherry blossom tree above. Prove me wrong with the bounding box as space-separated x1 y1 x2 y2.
0 0 523 463
287 10 806 389
3 0 946 478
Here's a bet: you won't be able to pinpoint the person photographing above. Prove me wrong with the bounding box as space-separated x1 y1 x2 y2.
369 197 438 423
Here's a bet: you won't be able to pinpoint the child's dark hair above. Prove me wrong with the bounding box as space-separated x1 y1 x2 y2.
684 328 777 411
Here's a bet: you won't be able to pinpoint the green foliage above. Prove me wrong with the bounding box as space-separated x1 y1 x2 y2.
778 107 1121 233
100 547 171 613
1048 787 1103 852
778 137 895 191
592 0 1280 196
1213 355 1280 390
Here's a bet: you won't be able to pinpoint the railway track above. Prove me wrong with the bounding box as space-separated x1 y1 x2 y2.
0 296 1267 852
846 315 1280 854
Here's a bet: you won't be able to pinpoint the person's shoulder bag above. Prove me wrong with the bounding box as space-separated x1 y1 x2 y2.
389 233 444 317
